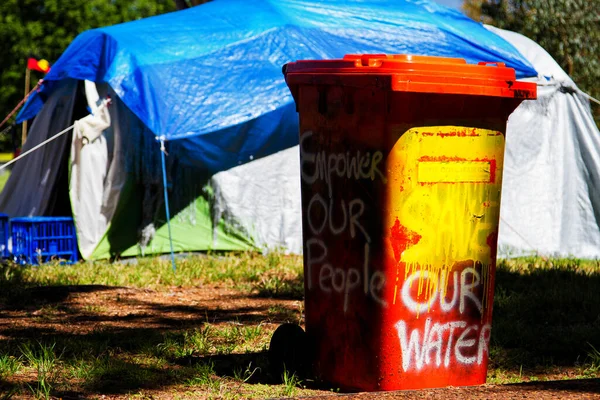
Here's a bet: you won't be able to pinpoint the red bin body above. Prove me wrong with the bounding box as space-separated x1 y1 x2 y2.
284 54 536 391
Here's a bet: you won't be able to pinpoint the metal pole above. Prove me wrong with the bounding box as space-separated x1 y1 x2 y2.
159 137 177 272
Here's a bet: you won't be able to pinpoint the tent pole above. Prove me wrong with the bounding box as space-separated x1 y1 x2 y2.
21 68 30 146
159 137 176 272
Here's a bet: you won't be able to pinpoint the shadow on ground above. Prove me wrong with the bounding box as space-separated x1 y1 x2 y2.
0 267 305 397
491 261 600 368
1 260 600 397
507 378 600 393
2 284 123 309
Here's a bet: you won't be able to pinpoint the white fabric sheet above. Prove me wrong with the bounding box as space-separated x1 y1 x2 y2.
211 146 303 253
70 81 111 258
488 26 600 258
499 84 600 258
69 82 127 259
212 27 600 259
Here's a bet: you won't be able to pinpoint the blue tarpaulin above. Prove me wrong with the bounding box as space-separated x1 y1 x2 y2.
17 0 537 171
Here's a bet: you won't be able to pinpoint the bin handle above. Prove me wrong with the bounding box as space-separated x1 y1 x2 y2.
478 61 506 68
358 54 387 67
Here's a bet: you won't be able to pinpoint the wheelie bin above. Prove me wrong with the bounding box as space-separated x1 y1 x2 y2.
271 54 536 392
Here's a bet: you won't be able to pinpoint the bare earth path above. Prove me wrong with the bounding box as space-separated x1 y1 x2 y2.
1 284 599 399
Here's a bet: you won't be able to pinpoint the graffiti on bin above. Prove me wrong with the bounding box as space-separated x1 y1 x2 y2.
395 318 491 372
300 130 387 197
400 269 483 316
384 126 501 372
394 268 491 372
301 130 387 313
306 239 386 312
389 219 494 372
386 127 502 320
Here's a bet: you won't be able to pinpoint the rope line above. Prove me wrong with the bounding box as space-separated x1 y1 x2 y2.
500 216 547 260
0 97 111 173
579 90 600 106
0 80 43 130
0 124 75 173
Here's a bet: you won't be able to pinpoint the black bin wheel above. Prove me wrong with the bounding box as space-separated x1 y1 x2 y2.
268 323 309 381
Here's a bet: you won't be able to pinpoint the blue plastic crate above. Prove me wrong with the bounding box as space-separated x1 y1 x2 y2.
0 213 8 258
11 217 78 265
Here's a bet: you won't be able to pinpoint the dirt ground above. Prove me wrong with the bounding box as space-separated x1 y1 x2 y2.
1 285 599 399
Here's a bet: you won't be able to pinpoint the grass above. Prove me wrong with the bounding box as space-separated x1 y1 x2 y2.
0 252 303 294
281 368 303 397
0 354 21 378
584 343 600 376
490 257 600 371
153 323 268 358
20 341 61 399
0 253 599 398
0 252 307 398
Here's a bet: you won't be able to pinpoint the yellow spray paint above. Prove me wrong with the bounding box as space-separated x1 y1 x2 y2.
386 126 504 318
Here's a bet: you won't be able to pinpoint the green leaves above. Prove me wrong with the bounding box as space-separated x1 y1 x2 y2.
464 0 600 124
0 0 176 148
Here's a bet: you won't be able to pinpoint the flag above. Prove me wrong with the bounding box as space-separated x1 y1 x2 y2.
27 58 51 73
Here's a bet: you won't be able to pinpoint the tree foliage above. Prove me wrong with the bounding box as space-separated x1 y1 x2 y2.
0 0 176 147
463 0 599 120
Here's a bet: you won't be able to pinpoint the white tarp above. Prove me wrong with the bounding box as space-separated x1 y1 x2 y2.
69 81 112 258
214 27 600 259
499 84 600 258
69 82 127 259
489 26 600 258
211 146 303 253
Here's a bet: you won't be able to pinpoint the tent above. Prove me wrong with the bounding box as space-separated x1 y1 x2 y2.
486 26 600 258
2 0 594 260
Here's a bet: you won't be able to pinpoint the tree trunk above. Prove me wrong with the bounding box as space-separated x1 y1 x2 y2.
174 0 188 10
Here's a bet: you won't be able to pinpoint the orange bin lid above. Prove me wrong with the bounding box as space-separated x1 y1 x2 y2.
284 54 537 99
